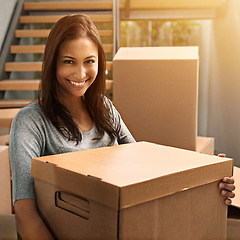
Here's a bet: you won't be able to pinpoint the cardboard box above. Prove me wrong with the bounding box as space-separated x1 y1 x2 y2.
113 47 199 151
0 146 11 215
227 166 240 240
0 109 20 129
196 136 214 155
32 142 232 240
0 214 17 240
0 134 9 146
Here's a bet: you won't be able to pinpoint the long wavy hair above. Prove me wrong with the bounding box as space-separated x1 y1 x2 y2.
38 14 119 144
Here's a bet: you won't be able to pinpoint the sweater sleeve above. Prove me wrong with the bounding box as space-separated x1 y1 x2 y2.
9 105 45 204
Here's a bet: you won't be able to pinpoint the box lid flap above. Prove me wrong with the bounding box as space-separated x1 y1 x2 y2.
32 142 232 210
113 47 199 61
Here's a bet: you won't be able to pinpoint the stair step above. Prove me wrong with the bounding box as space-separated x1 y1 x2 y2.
15 29 113 38
10 44 113 54
0 99 33 108
5 62 42 72
0 79 113 91
0 80 40 90
106 79 113 90
19 15 113 24
0 108 21 127
11 45 44 54
5 61 112 72
127 0 224 9
24 1 113 11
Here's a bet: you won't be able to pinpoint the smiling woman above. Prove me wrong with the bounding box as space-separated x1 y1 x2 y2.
8 13 235 240
9 14 136 240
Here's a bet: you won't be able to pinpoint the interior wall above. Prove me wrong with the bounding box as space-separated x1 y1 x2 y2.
0 0 17 52
207 0 240 166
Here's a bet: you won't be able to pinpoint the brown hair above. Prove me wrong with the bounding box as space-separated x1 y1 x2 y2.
38 14 119 144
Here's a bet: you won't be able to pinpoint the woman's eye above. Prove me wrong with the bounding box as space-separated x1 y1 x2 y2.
64 60 74 64
85 59 95 64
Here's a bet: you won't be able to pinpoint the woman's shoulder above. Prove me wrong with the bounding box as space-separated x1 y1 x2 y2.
13 102 45 123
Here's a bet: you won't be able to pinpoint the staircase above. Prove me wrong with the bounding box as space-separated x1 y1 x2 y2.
0 0 117 108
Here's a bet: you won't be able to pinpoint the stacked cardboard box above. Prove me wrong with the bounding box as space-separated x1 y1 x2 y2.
0 215 17 240
113 47 214 154
32 142 233 240
0 146 11 215
227 166 240 240
0 136 16 240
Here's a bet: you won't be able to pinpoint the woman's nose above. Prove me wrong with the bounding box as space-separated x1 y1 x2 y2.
73 65 86 79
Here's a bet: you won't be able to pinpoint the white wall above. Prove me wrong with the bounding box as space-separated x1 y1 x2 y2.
0 0 17 51
206 0 240 166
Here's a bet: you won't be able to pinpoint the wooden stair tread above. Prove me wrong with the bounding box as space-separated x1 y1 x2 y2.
5 62 42 72
24 1 113 10
10 44 113 54
105 79 113 90
0 108 21 128
15 29 112 38
126 0 224 9
0 80 40 90
19 15 113 24
0 79 113 91
0 99 33 108
5 61 112 72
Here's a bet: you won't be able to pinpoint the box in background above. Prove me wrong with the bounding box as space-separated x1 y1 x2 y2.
0 214 17 240
227 166 240 240
113 47 199 151
0 146 11 215
0 134 10 146
196 136 214 155
32 142 232 240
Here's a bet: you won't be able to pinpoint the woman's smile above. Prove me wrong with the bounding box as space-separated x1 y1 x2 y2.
67 79 89 87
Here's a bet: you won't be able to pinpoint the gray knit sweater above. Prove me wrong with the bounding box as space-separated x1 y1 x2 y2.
9 100 135 204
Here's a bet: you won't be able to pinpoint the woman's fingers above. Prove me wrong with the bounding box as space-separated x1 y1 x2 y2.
224 198 232 205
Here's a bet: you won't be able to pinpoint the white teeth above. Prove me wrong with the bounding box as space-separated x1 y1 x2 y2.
69 80 85 86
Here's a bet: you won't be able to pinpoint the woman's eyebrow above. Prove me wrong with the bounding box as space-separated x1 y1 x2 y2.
61 56 76 60
85 55 97 60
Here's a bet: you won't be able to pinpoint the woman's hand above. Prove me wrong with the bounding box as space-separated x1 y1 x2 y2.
218 153 236 205
219 176 235 205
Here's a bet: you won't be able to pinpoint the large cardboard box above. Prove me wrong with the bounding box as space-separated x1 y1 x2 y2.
0 134 10 146
227 166 240 240
113 47 199 151
0 146 11 215
32 142 232 240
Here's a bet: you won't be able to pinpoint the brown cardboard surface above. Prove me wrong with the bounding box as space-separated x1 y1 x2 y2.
32 142 232 209
196 136 214 155
113 47 199 151
0 146 11 215
226 167 240 240
0 134 9 146
232 166 240 207
0 215 17 240
227 218 240 240
0 109 20 128
32 142 233 240
120 181 227 240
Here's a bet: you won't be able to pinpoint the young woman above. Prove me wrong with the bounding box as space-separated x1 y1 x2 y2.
9 14 235 240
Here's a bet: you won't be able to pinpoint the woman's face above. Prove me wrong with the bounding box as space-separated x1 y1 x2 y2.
56 37 99 101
